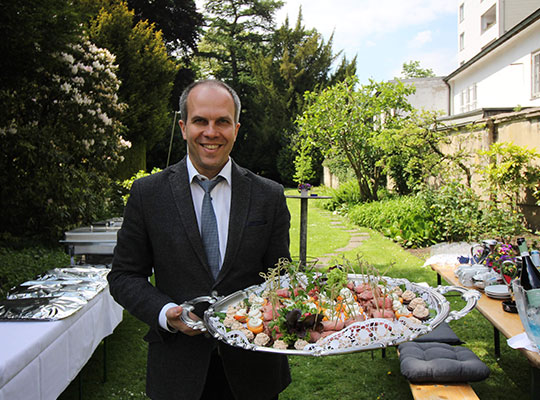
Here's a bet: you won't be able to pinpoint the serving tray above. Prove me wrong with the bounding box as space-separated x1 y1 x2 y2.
181 273 480 356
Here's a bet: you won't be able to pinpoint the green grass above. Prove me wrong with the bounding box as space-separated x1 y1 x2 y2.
285 188 351 262
2 188 533 400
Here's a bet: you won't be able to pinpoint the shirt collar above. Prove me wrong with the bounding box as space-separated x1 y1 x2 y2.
186 156 232 185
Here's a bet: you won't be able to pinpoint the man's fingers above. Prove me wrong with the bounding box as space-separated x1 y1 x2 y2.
166 305 203 336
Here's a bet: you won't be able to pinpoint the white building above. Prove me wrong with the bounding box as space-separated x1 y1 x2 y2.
446 1 540 116
396 77 450 115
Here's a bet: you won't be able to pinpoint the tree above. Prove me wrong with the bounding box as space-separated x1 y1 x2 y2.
401 60 435 78
87 0 178 177
127 0 203 56
200 0 284 84
296 76 414 201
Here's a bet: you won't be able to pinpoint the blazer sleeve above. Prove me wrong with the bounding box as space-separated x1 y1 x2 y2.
107 179 173 332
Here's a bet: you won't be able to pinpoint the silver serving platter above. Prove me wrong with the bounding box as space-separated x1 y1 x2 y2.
181 274 480 356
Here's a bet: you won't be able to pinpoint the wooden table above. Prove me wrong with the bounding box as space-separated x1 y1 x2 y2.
286 194 331 267
432 263 540 397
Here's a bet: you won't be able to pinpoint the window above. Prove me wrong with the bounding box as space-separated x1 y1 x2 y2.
533 50 540 98
459 84 477 113
459 33 465 51
481 5 496 34
459 4 464 23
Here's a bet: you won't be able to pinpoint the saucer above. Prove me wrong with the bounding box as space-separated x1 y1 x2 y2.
485 285 511 299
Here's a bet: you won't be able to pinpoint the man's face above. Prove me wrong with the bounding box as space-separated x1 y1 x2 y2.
179 84 240 179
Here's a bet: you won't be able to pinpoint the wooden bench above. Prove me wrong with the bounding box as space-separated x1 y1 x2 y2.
408 382 479 400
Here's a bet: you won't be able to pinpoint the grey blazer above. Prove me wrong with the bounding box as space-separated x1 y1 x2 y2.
108 157 291 400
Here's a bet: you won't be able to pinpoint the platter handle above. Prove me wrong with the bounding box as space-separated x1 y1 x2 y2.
180 295 217 332
435 285 481 323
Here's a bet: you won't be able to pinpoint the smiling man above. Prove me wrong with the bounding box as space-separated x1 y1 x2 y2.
108 80 292 400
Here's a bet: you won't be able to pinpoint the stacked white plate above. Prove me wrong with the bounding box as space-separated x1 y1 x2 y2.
485 284 511 300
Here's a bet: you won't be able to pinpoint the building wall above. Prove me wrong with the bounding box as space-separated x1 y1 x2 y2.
440 108 540 228
401 77 450 115
458 0 539 65
449 19 540 114
458 0 499 65
503 0 540 32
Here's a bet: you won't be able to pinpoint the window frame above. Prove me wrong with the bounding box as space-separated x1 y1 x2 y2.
532 49 540 99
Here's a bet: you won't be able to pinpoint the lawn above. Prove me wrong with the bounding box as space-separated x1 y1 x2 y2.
4 189 531 399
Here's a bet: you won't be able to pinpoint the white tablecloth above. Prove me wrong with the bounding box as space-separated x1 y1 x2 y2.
0 287 123 400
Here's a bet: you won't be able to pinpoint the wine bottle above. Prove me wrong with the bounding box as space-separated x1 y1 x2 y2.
517 238 540 307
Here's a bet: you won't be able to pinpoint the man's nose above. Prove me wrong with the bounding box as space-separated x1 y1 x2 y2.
204 122 219 136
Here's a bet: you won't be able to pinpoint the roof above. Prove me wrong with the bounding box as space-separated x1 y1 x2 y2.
444 7 540 82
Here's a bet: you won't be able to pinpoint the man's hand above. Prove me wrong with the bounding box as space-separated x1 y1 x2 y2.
165 305 204 336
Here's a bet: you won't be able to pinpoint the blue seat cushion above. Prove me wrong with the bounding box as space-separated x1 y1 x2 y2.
398 342 490 383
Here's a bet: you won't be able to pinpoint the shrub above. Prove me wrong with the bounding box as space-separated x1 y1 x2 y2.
323 180 363 212
0 245 70 300
330 181 526 248
348 194 437 248
418 182 483 242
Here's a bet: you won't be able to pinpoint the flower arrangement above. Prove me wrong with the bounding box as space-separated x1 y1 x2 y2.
298 183 312 192
485 243 516 269
484 242 518 282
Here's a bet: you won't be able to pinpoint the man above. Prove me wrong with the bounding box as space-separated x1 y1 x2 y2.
108 79 292 400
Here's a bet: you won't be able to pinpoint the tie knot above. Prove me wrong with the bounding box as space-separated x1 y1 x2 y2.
195 176 223 194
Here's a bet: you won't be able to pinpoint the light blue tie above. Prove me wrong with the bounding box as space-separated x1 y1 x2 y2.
195 176 223 279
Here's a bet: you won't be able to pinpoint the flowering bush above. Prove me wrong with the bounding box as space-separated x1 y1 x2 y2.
0 37 128 238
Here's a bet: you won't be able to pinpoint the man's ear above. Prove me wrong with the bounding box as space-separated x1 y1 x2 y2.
179 120 187 140
233 122 240 142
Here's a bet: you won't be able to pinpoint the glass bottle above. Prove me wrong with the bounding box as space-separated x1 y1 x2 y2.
517 238 540 307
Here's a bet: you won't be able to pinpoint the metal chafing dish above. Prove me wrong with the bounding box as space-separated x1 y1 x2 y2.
61 218 122 263
180 273 480 356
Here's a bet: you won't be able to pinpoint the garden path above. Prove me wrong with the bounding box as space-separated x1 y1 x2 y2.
314 212 370 269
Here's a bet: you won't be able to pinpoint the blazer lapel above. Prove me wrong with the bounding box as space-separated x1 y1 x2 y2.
216 161 251 283
168 158 212 277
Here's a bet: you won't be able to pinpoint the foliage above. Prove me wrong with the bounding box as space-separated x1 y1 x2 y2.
126 0 203 55
293 141 316 185
0 32 128 239
418 182 483 243
119 167 162 205
376 110 448 193
0 246 70 300
477 141 540 212
330 181 526 248
347 195 437 248
87 0 178 177
297 76 414 201
400 60 435 78
199 0 283 82
322 180 363 213
0 0 83 95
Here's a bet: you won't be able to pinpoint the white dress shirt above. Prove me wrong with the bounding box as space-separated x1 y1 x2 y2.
159 157 232 332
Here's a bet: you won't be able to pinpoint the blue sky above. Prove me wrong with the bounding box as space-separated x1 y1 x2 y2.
195 0 459 83
274 0 458 83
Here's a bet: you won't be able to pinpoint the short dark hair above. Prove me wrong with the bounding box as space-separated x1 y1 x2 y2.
179 79 241 124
